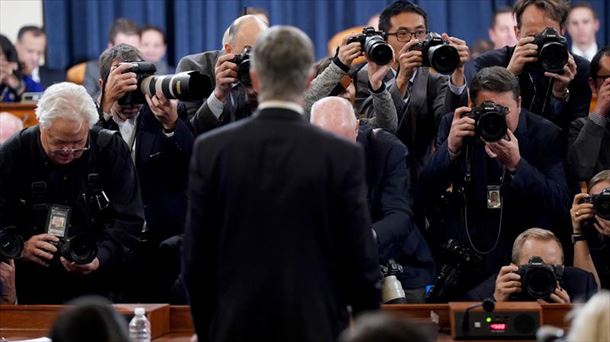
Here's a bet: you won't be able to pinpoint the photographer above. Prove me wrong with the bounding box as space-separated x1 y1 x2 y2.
418 66 570 292
571 169 610 290
465 228 597 303
96 44 194 301
567 47 610 182
176 15 268 135
355 0 469 180
473 0 591 132
304 38 397 132
311 97 434 303
0 82 144 303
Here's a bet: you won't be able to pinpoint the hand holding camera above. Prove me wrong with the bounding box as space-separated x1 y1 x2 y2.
101 63 139 113
396 39 423 97
547 53 576 100
575 189 610 236
145 91 178 131
593 78 610 117
571 193 596 234
213 53 238 102
338 35 363 67
441 33 469 86
366 48 393 92
484 129 521 172
60 256 99 275
493 264 521 302
507 36 538 76
447 106 475 155
21 233 59 267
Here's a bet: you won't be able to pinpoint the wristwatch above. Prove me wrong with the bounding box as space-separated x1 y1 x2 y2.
571 233 586 244
555 88 570 102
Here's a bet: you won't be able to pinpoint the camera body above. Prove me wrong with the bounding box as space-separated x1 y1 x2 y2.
117 61 212 106
464 101 509 142
410 32 460 75
347 26 393 66
380 259 407 304
515 256 564 301
0 226 23 262
532 27 568 74
53 233 98 265
579 188 610 220
231 47 252 87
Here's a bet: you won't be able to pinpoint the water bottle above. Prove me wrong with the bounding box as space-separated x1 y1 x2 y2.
129 307 151 342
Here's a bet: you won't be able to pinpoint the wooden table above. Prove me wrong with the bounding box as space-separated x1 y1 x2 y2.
0 102 38 127
0 303 576 341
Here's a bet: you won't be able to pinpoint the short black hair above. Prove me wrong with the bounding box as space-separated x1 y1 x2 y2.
98 43 144 82
470 66 521 103
139 25 166 44
571 1 597 20
379 0 428 33
513 0 570 29
490 7 513 28
590 46 610 79
17 25 45 41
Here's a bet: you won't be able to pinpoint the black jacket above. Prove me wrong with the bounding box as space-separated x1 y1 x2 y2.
465 266 598 303
183 107 381 342
357 124 435 289
0 126 144 303
39 65 65 89
418 109 570 280
473 46 591 132
567 116 610 181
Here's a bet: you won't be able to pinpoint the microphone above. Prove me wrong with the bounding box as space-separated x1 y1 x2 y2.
462 298 495 332
536 325 565 342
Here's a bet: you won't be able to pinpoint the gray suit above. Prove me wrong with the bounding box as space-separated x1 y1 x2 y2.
356 66 467 179
84 59 100 100
177 50 253 135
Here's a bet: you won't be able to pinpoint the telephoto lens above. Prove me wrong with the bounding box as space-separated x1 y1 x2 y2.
533 27 568 74
59 234 98 265
0 226 23 261
347 26 393 66
411 32 460 75
381 259 408 304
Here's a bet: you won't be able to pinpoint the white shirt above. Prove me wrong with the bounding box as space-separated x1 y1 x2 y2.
112 113 138 161
571 43 598 62
32 67 40 83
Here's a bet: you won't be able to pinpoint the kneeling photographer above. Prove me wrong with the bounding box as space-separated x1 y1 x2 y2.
418 66 570 301
465 228 597 303
571 169 610 290
96 44 203 302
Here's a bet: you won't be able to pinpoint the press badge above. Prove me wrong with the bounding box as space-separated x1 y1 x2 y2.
45 204 71 237
487 185 502 209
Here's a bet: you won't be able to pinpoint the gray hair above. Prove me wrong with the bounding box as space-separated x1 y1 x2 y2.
589 170 610 190
36 82 99 129
251 26 314 102
511 228 563 264
310 97 357 126
567 290 610 342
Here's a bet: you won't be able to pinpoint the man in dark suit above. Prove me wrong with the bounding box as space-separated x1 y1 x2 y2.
183 26 381 342
567 47 610 182
417 67 570 296
95 44 194 301
15 26 64 90
472 0 591 132
355 0 469 180
176 15 268 135
465 228 597 303
310 96 434 303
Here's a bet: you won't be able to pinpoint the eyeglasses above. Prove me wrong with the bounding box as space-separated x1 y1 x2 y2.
49 146 90 156
386 29 427 42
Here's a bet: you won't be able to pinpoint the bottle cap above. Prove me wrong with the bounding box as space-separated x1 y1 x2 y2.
134 307 146 316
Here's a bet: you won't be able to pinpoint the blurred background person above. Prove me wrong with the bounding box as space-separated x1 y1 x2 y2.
139 25 174 74
567 2 600 62
338 312 435 342
15 26 64 90
566 290 610 342
0 112 24 144
1 34 32 102
488 7 518 49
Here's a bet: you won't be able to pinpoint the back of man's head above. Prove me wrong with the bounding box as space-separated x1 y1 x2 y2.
98 43 144 82
310 97 358 141
17 26 45 42
339 312 435 342
251 26 314 103
379 0 428 33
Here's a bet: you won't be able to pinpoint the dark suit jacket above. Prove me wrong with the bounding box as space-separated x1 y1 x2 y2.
465 266 598 303
177 50 253 135
358 124 435 289
183 107 381 342
98 106 194 241
567 116 610 181
84 59 100 99
356 66 468 180
417 109 570 279
38 66 65 89
473 47 591 132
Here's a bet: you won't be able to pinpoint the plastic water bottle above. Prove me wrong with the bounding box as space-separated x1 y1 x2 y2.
129 307 151 342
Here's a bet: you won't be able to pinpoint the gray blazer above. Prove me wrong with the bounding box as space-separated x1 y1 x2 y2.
356 66 467 178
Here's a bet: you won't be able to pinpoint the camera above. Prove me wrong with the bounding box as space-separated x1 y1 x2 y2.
347 26 393 66
117 62 212 106
380 259 407 304
0 226 23 261
410 32 460 75
579 188 610 220
515 256 564 300
231 47 253 87
54 233 98 265
427 239 483 303
464 101 509 142
533 27 568 74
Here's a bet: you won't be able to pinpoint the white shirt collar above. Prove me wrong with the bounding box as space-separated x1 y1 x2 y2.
571 42 598 62
32 67 40 83
258 100 304 115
